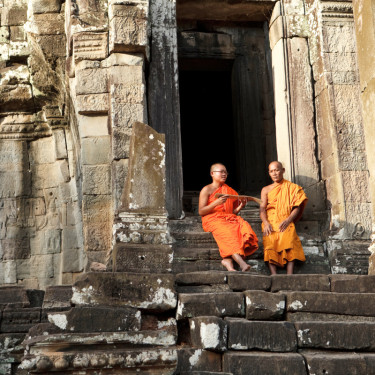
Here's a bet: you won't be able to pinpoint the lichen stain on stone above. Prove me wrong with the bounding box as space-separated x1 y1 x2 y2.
290 300 304 310
200 322 220 348
189 349 202 366
48 313 68 330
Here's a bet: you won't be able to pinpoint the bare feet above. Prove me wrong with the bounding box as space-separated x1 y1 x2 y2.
241 264 251 272
221 259 237 272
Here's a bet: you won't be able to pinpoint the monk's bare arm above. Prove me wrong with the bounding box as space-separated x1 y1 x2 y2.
279 205 302 232
198 186 227 216
233 199 246 215
260 186 273 236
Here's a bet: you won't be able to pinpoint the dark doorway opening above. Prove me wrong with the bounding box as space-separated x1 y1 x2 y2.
179 67 239 192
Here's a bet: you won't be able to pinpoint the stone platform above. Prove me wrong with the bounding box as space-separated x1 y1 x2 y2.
2 273 375 374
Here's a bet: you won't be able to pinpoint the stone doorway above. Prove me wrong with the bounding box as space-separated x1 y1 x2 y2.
178 22 277 211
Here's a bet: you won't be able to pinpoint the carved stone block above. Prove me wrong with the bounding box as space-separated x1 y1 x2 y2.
1 308 41 333
0 171 31 198
77 93 109 115
34 35 66 57
322 24 356 53
112 127 132 159
0 140 28 172
43 285 72 309
109 5 148 53
30 254 55 279
32 160 70 190
0 286 30 308
30 229 61 256
1 237 30 260
112 159 128 211
75 68 108 95
0 84 34 113
342 171 371 202
73 32 108 62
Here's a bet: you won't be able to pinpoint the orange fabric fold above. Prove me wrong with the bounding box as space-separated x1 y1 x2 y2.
202 184 258 258
263 179 308 267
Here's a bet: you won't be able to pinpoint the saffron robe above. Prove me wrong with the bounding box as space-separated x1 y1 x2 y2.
262 179 308 267
202 184 258 258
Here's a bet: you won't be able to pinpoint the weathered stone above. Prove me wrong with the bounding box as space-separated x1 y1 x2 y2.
82 165 111 195
227 318 297 352
244 290 286 320
73 32 108 61
271 274 330 292
287 291 375 316
1 5 27 26
176 349 222 373
295 321 375 350
177 293 244 320
78 115 109 137
287 312 375 322
1 308 40 332
0 333 25 354
77 93 109 115
75 68 108 95
120 122 165 214
330 274 375 293
72 272 177 311
227 274 271 291
176 271 228 286
29 13 65 35
81 136 111 165
189 316 227 351
113 243 173 273
223 352 307 375
0 286 29 308
53 128 68 160
33 34 66 56
27 290 45 308
48 306 141 332
42 286 72 309
109 5 148 53
30 0 61 14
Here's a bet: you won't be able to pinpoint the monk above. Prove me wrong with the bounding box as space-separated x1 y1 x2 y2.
199 163 258 272
260 161 308 275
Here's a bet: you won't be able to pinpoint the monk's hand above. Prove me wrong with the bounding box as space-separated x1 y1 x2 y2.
263 222 273 236
279 218 291 232
215 195 228 206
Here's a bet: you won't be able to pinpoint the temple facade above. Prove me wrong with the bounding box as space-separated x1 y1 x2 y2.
0 0 375 288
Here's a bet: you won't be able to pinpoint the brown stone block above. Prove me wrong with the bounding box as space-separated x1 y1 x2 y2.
109 5 148 53
1 5 27 26
0 84 34 112
176 271 228 286
271 274 330 292
81 136 111 165
43 286 73 309
113 243 173 273
176 348 222 373
301 350 366 374
73 32 108 61
82 164 111 194
189 316 227 351
48 306 141 332
30 0 61 14
34 34 66 57
76 68 108 95
342 171 371 202
30 13 65 35
84 221 112 252
10 26 26 41
112 128 131 159
223 352 307 375
330 274 375 293
77 93 109 115
72 272 177 311
287 291 375 316
227 274 271 291
287 312 375 322
177 293 244 320
113 158 128 211
1 308 41 333
227 318 297 351
295 321 375 350
244 290 285 320
0 286 29 309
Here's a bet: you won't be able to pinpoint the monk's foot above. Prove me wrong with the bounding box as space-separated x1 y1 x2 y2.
241 264 251 272
221 259 237 272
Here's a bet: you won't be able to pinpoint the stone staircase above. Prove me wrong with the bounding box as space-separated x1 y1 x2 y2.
171 206 330 274
2 273 375 374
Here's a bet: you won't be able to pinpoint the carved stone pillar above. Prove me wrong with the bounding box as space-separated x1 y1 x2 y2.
352 0 375 274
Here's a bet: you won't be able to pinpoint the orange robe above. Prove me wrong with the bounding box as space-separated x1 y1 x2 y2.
202 184 258 258
263 179 308 267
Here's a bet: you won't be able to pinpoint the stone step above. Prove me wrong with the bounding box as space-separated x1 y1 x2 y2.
223 352 307 375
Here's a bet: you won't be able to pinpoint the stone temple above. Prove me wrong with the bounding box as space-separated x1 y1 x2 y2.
1 0 375 373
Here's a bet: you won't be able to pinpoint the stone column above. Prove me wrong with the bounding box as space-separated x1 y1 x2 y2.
352 0 375 274
306 0 372 273
148 0 183 219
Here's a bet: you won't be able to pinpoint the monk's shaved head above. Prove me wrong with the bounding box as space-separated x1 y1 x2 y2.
268 161 284 170
210 163 226 172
